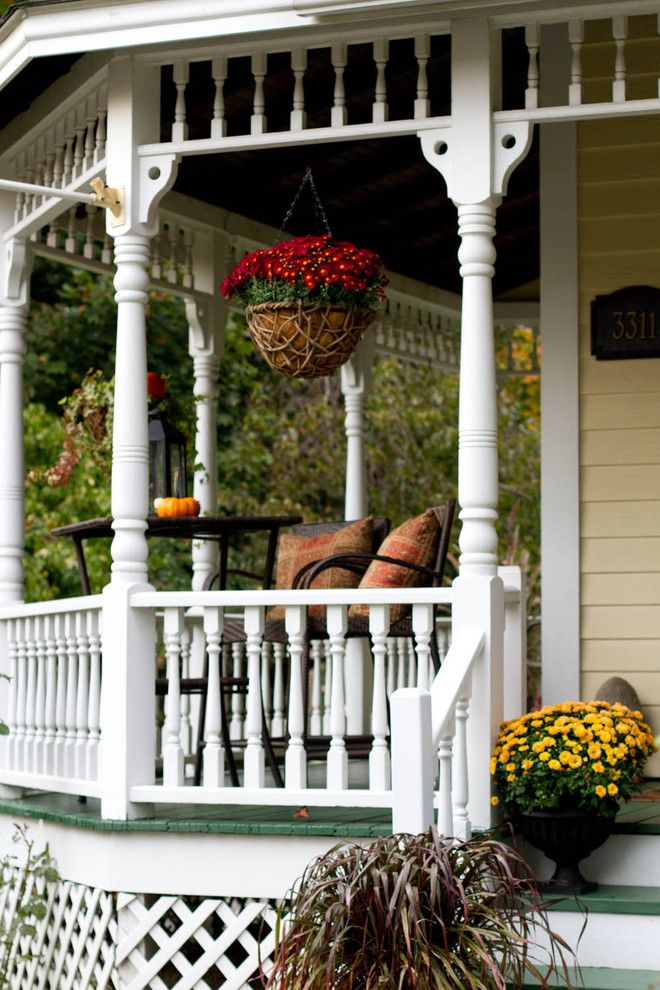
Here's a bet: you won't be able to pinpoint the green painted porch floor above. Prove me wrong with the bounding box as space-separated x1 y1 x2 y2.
1 789 660 837
0 793 394 837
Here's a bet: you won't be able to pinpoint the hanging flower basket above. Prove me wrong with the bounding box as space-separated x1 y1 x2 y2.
221 234 387 380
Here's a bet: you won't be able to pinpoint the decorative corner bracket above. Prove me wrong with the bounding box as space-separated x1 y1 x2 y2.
139 153 180 229
418 120 533 204
90 177 125 223
2 238 32 304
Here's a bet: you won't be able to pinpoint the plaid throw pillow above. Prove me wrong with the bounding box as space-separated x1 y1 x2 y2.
270 517 373 619
349 509 439 623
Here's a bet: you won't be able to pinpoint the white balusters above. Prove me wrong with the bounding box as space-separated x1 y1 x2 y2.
285 607 306 789
24 620 38 772
386 639 396 698
172 62 189 142
414 35 430 119
73 112 86 177
261 640 272 731
203 608 224 788
95 92 107 161
211 56 227 139
251 53 267 136
84 96 96 171
322 641 332 735
437 731 454 837
524 24 540 110
54 616 67 775
33 619 47 772
452 694 471 839
87 612 101 780
326 605 348 790
64 614 78 777
612 17 627 103
4 621 18 768
83 205 96 260
291 49 306 131
331 43 347 127
52 125 65 188
412 604 433 691
243 607 265 788
163 608 184 787
372 39 388 124
179 624 192 756
270 642 286 738
369 606 390 791
568 21 584 107
14 626 27 771
309 640 323 735
43 617 57 777
65 208 76 254
396 638 406 690
75 611 90 779
151 235 162 279
230 642 245 740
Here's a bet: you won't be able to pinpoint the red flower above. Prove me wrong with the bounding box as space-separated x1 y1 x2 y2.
147 371 167 400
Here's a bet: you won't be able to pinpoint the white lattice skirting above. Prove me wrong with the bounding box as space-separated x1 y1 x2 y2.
1 870 278 990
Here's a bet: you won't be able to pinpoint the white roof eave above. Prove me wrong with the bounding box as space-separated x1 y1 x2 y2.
0 0 656 93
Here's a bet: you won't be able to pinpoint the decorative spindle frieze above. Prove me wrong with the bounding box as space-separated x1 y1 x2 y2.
251 52 267 136
415 34 430 119
331 43 348 127
172 61 189 142
524 23 540 110
309 639 323 735
612 16 628 104
211 56 227 139
372 39 389 124
291 49 306 131
568 20 584 107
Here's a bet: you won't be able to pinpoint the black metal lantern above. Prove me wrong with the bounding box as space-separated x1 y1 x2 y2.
148 407 188 501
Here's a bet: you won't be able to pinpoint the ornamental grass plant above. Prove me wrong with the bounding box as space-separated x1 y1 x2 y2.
264 829 574 990
220 235 387 310
491 700 655 816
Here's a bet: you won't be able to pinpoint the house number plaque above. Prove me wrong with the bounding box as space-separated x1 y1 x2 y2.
591 285 660 360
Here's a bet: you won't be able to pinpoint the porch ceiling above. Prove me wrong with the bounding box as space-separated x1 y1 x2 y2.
0 13 540 299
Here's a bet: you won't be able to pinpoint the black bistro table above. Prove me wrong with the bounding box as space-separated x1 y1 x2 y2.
51 514 303 594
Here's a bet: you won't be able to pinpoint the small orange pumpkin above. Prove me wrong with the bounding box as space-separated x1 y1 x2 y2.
154 497 200 518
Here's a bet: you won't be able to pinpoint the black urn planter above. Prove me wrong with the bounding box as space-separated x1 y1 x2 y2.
518 810 616 895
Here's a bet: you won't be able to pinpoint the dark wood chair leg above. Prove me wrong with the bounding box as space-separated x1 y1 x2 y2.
193 650 210 787
219 684 241 788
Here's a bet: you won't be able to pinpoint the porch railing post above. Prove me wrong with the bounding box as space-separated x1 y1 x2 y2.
391 688 434 834
499 564 527 721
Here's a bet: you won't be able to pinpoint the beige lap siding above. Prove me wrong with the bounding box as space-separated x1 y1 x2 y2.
579 108 660 776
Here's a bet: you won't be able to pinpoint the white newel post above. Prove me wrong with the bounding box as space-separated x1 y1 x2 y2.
99 57 179 820
340 339 372 735
418 17 532 830
0 227 32 795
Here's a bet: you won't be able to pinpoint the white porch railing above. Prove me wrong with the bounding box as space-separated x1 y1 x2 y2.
0 596 103 798
0 571 525 835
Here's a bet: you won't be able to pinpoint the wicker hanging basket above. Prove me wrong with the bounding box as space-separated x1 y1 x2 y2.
246 300 376 379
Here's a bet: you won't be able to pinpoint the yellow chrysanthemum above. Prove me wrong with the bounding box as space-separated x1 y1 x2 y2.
522 759 533 770
592 761 605 774
491 796 499 806
607 783 618 796
539 751 550 762
490 758 497 775
559 751 571 764
505 763 515 772
548 759 561 771
595 785 607 798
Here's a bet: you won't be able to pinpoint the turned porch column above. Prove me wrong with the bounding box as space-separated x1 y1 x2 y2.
0 300 28 603
111 233 151 584
418 16 532 830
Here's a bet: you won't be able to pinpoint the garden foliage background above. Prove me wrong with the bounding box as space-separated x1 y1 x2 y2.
22 261 540 612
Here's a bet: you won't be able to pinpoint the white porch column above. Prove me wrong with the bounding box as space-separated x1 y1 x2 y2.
0 231 31 797
110 232 151 584
340 337 371 521
419 16 532 830
340 338 372 734
0 301 28 603
99 56 179 820
190 349 220 590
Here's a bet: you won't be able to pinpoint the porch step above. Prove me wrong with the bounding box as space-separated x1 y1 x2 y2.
534 884 660 973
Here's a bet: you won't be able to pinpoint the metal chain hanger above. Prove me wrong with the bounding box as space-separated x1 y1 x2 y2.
276 166 333 242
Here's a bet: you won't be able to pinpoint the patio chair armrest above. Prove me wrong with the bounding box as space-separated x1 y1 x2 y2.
298 552 442 590
292 555 369 589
